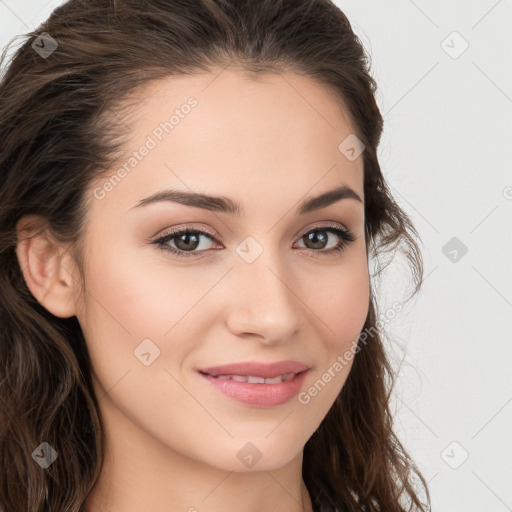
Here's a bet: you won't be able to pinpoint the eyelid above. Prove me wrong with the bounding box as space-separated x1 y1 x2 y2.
153 220 350 244
297 220 350 237
152 223 220 241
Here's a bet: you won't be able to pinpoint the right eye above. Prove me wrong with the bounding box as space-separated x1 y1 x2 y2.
152 228 221 259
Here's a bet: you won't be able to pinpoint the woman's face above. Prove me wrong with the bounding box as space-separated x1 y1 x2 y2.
74 69 369 471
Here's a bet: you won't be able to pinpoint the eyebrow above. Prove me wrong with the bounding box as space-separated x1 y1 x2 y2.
131 184 363 216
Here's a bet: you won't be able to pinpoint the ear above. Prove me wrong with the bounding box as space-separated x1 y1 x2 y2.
16 215 79 318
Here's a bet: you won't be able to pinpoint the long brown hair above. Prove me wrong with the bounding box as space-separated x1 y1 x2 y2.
0 0 430 510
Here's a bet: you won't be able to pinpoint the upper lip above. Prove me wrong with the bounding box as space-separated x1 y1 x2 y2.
198 360 310 379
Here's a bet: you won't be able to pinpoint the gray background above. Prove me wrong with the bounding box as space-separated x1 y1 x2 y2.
1 0 511 510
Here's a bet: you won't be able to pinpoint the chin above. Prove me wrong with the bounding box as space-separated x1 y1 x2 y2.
200 437 304 473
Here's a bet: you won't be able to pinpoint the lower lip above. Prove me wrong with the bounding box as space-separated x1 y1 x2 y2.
199 370 310 408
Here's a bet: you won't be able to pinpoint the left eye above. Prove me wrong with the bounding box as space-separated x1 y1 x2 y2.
152 225 356 259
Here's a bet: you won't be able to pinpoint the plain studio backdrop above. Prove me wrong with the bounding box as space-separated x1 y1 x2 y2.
1 1 511 510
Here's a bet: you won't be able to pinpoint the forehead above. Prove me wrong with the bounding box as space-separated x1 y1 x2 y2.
133 69 360 150
89 69 364 217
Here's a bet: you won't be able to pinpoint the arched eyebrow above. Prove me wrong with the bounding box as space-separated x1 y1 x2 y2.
130 184 362 215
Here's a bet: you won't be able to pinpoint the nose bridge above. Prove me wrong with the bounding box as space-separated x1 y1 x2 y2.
225 240 301 343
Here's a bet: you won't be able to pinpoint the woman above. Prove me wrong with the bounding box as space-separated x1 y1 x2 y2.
0 0 430 510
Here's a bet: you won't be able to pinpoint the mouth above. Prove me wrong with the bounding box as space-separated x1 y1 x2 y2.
197 360 310 379
199 372 299 384
196 361 311 408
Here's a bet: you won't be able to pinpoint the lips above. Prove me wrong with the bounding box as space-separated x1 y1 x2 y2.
197 360 311 407
198 360 310 379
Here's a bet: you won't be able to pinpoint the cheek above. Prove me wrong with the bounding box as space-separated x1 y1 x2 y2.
313 255 370 351
81 243 205 334
76 245 220 379
295 258 369 423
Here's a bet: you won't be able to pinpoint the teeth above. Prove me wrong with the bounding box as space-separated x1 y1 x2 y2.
210 373 296 384
247 376 265 384
263 376 283 384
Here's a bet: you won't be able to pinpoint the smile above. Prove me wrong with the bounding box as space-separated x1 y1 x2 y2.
203 372 297 384
198 368 310 408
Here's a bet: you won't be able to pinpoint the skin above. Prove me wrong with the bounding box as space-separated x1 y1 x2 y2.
16 69 370 512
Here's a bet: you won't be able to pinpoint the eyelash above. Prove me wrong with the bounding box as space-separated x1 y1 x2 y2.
152 222 356 260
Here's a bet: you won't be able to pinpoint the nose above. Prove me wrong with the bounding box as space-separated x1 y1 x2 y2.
224 249 302 346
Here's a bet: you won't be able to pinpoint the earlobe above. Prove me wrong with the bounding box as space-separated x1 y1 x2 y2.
16 216 78 318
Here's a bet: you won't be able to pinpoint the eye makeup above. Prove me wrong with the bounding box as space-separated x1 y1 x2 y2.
151 221 357 260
